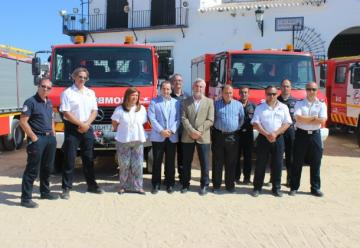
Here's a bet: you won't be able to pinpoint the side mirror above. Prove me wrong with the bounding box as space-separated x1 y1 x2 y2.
164 57 174 77
32 57 41 76
210 62 218 87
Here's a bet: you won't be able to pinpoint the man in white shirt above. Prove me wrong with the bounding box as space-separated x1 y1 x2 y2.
59 67 104 199
289 82 327 197
251 85 292 197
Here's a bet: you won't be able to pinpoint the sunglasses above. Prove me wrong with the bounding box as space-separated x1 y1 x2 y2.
77 76 88 80
40 85 52 90
306 88 317 92
266 93 277 96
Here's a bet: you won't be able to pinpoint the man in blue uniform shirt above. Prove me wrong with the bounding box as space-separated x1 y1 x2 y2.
277 79 297 187
20 78 58 208
289 82 327 197
236 86 256 185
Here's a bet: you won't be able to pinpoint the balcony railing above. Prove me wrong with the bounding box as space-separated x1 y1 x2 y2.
63 7 189 35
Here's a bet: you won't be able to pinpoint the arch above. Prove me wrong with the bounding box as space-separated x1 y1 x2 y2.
328 26 360 58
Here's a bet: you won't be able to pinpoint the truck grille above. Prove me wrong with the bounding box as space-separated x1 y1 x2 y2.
93 106 115 124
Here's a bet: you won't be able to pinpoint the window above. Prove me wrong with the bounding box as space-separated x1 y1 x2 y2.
106 0 128 29
335 66 346 84
151 0 175 26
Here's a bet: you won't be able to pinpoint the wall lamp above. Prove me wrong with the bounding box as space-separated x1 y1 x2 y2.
255 7 264 37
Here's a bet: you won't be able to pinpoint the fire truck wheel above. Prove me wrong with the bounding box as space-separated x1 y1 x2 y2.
53 149 64 174
1 119 25 150
143 147 153 174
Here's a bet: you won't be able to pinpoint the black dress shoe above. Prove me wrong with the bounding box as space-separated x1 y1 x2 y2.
199 186 208 196
252 190 260 197
243 179 252 185
151 185 160 194
235 180 241 185
289 190 297 196
272 189 283 197
21 199 39 208
311 189 324 197
166 186 174 194
61 188 70 200
180 187 188 194
212 187 221 194
227 188 236 194
40 192 59 200
87 187 105 194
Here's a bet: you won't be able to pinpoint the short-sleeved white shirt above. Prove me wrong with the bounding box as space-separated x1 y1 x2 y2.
111 105 148 143
294 98 327 131
251 101 292 133
60 84 98 122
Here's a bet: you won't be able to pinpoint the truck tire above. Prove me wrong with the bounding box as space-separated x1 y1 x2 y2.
2 119 25 150
144 146 153 174
53 149 64 174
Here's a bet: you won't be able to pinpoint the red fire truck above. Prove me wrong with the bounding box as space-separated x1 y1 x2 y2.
32 36 173 172
323 56 360 146
191 44 329 140
0 45 35 150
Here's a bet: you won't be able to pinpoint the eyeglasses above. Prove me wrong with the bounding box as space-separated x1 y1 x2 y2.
306 88 317 92
40 85 52 90
77 76 88 80
266 93 277 96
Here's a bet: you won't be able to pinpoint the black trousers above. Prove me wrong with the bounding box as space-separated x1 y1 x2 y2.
62 122 98 190
212 130 238 190
176 130 184 181
283 126 295 180
21 135 56 201
152 138 176 187
236 130 253 181
291 129 323 191
182 142 210 188
253 134 284 191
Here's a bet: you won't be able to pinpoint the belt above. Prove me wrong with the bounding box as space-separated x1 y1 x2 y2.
35 132 53 136
296 128 320 135
214 128 237 135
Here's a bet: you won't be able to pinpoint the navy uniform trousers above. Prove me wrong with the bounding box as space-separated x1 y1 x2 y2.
21 135 56 201
290 129 322 191
253 134 284 191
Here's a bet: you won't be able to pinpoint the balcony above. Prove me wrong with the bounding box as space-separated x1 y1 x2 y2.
62 7 189 35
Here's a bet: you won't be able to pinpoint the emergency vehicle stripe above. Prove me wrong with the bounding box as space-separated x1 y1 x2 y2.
331 113 358 127
331 102 360 109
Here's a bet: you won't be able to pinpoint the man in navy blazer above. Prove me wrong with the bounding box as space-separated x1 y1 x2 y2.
148 81 181 194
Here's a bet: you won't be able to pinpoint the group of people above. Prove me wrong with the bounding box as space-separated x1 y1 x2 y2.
19 67 327 208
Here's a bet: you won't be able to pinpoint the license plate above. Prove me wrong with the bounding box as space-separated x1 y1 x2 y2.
92 124 113 132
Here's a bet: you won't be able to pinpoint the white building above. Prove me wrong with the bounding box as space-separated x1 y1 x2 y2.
60 0 360 92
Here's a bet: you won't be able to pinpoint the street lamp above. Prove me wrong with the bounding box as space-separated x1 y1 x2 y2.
255 7 264 37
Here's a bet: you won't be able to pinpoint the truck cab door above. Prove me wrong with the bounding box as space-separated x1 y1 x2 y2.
331 64 348 124
347 63 360 126
209 57 226 100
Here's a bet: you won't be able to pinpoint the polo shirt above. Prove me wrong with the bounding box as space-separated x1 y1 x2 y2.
22 93 53 134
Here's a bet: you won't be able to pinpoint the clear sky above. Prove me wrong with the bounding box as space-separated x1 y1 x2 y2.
0 0 82 52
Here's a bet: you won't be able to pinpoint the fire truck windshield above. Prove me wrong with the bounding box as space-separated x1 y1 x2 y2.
230 54 315 89
52 47 153 87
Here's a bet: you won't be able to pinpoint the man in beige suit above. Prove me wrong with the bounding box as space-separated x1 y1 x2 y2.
181 78 214 195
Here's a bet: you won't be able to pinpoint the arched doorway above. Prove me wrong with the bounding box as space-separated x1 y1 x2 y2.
328 27 360 58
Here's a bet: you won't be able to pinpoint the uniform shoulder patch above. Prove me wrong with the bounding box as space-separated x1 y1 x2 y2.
22 105 28 113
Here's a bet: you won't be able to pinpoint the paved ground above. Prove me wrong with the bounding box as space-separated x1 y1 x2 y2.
0 132 359 248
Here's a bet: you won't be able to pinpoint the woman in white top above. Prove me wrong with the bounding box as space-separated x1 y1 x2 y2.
111 87 147 194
